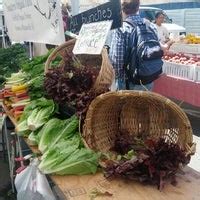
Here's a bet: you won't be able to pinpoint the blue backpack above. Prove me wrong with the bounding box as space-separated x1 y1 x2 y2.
125 19 164 85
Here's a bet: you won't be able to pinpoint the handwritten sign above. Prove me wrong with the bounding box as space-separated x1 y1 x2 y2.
3 0 65 45
68 0 121 34
73 21 112 55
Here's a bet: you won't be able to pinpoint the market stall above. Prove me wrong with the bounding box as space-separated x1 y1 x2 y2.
1 88 200 200
0 50 199 199
1 1 200 199
154 34 200 107
0 37 198 199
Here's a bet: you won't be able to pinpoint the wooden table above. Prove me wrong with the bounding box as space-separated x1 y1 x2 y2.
2 105 200 200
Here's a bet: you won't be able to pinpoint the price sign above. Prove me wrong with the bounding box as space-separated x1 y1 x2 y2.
73 20 112 55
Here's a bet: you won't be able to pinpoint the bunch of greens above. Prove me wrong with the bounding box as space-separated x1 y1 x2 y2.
44 52 99 106
103 132 191 190
16 97 57 135
28 115 78 148
21 53 51 75
20 50 59 100
20 52 51 99
37 115 100 175
38 115 79 153
39 133 100 175
28 75 45 99
0 44 28 86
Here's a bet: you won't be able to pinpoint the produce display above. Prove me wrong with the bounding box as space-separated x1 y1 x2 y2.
44 52 108 118
0 50 54 120
2 71 30 120
163 52 200 66
0 40 195 192
0 44 28 86
1 43 99 175
1 44 101 176
182 34 200 44
14 98 100 175
103 132 191 190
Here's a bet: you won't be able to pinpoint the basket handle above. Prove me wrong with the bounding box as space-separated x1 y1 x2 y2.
44 39 76 74
93 48 115 91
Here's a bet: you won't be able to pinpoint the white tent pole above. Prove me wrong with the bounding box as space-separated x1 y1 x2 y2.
2 25 6 48
29 42 33 59
70 0 79 15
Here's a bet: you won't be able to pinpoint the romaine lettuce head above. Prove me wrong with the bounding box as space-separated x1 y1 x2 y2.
39 147 100 175
38 118 66 153
27 100 56 131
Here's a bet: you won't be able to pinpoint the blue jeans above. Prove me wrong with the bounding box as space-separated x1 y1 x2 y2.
116 79 154 91
129 82 154 91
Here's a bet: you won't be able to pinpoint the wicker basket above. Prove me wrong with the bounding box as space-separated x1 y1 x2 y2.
45 39 114 93
83 91 196 155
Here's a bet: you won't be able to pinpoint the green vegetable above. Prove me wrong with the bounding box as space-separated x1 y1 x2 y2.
21 51 53 75
17 98 57 134
38 118 68 153
39 134 100 175
53 148 99 175
28 75 46 99
19 100 39 121
39 135 81 170
27 99 56 131
20 50 54 100
48 115 79 148
39 115 79 153
28 128 42 146
5 71 27 82
16 120 30 134
0 44 28 86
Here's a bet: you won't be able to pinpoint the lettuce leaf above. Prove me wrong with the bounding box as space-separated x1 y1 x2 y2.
16 98 57 134
38 118 67 153
38 115 78 153
39 135 81 171
48 115 79 148
27 98 56 129
39 134 100 175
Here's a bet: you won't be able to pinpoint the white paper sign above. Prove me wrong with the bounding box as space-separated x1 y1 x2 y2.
73 21 112 55
3 0 65 45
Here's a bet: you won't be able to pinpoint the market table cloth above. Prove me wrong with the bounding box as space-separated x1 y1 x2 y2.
153 75 200 107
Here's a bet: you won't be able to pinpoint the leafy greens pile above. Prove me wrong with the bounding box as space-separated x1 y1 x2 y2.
103 132 191 190
16 97 57 134
0 44 28 86
44 53 108 118
20 51 54 100
37 115 100 175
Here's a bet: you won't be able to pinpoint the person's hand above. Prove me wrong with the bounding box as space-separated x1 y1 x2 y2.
160 43 169 55
166 40 175 48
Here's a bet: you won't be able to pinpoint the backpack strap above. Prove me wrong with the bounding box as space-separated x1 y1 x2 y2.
123 19 139 85
124 18 137 28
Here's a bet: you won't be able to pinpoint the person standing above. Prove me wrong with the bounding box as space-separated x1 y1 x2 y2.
154 11 174 48
109 0 163 91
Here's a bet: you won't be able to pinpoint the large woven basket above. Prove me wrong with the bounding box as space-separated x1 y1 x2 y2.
45 39 114 93
83 91 196 155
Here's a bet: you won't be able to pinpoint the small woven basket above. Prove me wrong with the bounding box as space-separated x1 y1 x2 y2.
83 91 196 155
45 39 114 93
